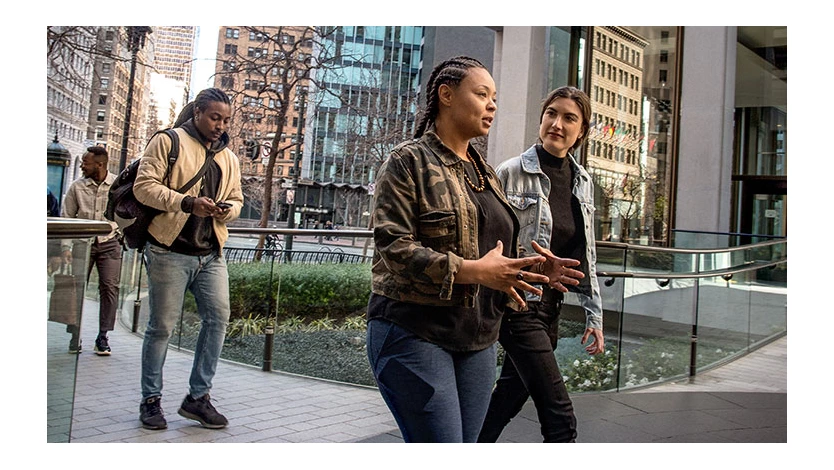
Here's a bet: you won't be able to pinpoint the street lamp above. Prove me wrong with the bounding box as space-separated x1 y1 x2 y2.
283 92 307 255
47 133 71 209
118 26 152 172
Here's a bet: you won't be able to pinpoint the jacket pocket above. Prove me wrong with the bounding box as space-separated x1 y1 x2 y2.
506 194 538 211
418 210 457 252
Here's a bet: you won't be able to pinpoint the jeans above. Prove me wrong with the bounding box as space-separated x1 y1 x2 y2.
140 244 230 400
478 296 577 443
367 318 497 443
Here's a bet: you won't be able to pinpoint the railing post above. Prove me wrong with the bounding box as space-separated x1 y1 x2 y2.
132 258 143 333
689 252 700 379
263 255 277 371
262 324 274 372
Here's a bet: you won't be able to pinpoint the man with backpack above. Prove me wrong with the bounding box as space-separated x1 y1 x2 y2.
133 88 243 430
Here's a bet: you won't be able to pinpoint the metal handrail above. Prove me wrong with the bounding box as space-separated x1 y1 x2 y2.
228 227 373 238
47 217 113 239
597 238 786 255
598 259 785 280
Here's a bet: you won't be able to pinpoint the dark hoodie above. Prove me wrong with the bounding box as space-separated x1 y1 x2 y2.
150 118 229 256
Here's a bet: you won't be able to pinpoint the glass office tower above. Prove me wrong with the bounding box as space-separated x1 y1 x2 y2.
304 26 423 227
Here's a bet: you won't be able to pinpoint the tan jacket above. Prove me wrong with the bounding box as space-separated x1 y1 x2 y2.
133 127 243 250
62 172 119 243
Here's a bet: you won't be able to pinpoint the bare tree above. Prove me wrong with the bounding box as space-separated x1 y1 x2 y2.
47 26 158 92
214 26 361 250
317 70 418 227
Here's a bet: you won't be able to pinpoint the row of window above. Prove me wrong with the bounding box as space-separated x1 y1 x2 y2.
336 26 423 46
225 27 313 47
593 86 642 117
47 119 85 145
594 58 641 91
47 86 89 119
589 140 639 166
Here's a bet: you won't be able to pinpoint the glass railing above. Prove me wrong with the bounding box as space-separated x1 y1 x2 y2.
114 228 786 393
46 217 113 443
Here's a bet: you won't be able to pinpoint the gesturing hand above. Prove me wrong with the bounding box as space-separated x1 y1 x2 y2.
531 241 584 293
457 240 549 309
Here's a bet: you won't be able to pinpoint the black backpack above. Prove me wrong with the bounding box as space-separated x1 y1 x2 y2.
105 129 181 250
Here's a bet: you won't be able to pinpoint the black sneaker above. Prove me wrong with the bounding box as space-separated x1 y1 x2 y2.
177 394 228 429
68 338 82 354
94 336 111 356
139 396 167 430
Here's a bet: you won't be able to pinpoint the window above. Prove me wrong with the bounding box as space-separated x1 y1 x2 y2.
226 28 239 39
659 69 668 83
224 44 237 55
660 50 668 63
96 111 105 122
101 63 110 74
98 94 107 105
100 78 108 89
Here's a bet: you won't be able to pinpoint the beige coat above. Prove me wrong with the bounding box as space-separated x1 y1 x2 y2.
133 127 243 249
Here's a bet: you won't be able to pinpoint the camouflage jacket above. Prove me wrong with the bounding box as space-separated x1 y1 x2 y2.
371 130 519 307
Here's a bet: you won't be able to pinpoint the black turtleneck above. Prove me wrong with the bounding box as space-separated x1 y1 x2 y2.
535 145 584 262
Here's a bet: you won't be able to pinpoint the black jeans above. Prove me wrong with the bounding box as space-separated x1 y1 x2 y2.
478 292 577 443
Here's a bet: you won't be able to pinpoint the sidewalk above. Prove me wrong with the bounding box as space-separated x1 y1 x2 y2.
67 298 786 444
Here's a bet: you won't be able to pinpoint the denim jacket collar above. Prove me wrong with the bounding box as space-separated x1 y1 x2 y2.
520 144 583 179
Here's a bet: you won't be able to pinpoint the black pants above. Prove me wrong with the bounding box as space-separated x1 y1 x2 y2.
478 292 577 443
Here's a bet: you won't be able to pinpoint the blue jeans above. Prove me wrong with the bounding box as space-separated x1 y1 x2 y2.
141 244 230 400
367 318 497 443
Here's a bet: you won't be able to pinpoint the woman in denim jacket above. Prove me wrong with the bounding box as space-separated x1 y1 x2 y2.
479 86 605 443
366 57 575 443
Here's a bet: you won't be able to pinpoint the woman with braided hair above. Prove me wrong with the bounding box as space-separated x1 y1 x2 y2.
366 57 582 442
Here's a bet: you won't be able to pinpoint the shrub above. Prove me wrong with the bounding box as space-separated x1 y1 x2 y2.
621 337 736 387
222 262 371 323
555 336 619 392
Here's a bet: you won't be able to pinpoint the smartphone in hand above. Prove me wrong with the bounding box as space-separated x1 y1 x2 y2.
216 201 232 210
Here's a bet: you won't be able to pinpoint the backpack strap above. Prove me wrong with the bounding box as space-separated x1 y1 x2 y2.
153 128 179 187
154 127 213 194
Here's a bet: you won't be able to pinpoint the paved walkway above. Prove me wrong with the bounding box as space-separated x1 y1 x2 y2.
65 298 786 445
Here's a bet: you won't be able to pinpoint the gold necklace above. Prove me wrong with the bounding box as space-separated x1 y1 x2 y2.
463 151 486 192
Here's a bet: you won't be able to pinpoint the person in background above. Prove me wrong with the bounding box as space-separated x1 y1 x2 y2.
48 187 60 217
133 88 243 431
478 86 605 443
61 146 121 355
367 57 579 442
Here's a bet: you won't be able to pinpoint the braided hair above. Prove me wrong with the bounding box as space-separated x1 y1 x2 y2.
414 56 487 138
173 87 231 128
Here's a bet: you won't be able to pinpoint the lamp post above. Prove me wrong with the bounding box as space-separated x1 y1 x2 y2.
283 92 307 256
47 133 71 210
118 26 152 173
